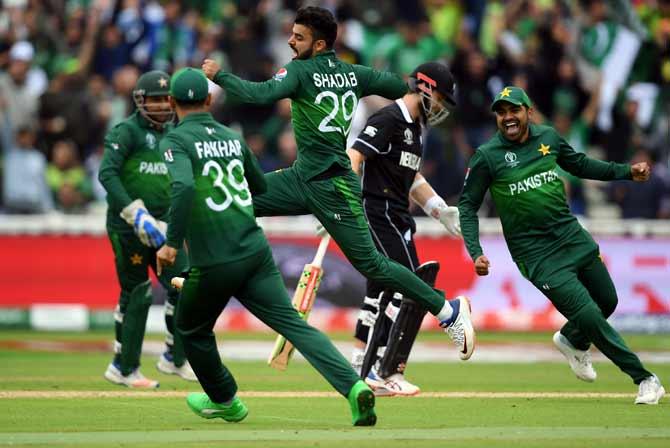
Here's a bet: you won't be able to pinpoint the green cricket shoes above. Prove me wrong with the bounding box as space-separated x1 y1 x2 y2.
348 380 377 426
186 392 248 422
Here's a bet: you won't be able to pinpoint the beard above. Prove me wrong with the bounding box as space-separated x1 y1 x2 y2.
291 45 313 60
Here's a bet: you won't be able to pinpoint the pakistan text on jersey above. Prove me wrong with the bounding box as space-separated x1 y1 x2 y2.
194 139 242 159
139 161 168 175
508 169 560 196
312 72 358 89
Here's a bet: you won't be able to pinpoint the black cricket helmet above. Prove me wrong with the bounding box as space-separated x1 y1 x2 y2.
132 70 174 127
408 62 456 126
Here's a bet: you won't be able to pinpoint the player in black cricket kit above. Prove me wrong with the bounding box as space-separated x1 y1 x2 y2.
348 62 464 396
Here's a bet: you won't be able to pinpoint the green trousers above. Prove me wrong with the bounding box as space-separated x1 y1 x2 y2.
519 235 652 384
108 229 188 375
176 246 360 403
253 167 445 315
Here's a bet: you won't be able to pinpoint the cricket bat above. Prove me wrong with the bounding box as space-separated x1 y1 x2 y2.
268 233 331 371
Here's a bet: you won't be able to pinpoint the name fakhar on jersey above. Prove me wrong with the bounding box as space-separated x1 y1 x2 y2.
312 72 358 89
195 139 243 159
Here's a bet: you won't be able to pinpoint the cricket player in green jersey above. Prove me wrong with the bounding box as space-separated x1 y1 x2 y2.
155 67 376 426
458 86 665 405
202 6 474 357
99 70 195 388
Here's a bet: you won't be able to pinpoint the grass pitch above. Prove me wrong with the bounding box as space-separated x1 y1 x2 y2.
1 330 668 447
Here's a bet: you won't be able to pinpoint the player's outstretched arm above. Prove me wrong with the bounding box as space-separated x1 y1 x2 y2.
358 65 408 100
410 173 461 238
203 59 299 106
458 151 492 263
557 132 637 181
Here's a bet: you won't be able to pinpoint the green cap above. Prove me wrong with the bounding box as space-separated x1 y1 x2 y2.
134 70 171 97
490 86 532 111
169 67 209 102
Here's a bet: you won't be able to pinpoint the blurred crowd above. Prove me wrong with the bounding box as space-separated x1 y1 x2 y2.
0 0 669 218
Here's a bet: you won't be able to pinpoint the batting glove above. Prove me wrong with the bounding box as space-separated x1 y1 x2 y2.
120 199 167 248
423 196 461 238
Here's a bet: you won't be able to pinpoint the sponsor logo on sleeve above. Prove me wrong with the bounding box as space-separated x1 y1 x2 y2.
273 67 288 82
164 149 174 162
363 126 377 137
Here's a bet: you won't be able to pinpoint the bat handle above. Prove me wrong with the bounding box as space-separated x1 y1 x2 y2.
312 234 331 267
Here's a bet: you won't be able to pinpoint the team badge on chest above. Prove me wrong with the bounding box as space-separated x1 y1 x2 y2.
403 128 413 145
505 151 519 168
146 133 156 149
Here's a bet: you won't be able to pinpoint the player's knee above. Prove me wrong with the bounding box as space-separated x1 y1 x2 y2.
599 292 618 318
352 253 388 279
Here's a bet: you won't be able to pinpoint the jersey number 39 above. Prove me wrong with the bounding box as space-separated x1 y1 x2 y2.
202 159 252 212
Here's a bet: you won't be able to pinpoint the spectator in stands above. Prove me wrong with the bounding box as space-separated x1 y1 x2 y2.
45 140 92 213
0 41 47 133
1 119 52 214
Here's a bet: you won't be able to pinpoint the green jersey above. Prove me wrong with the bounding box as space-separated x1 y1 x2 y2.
161 112 267 267
214 50 407 180
99 112 171 232
458 123 631 263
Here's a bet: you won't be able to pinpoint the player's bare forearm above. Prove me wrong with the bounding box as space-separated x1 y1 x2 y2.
346 148 365 176
409 173 437 209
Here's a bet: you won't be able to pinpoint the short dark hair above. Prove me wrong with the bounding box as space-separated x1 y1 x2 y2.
174 98 207 109
294 6 337 49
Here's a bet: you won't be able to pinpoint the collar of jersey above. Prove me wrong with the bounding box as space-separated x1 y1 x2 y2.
395 99 414 124
495 123 539 147
177 112 213 126
314 49 336 59
133 111 153 129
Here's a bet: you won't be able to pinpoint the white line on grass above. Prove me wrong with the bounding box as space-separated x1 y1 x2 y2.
0 391 635 399
1 427 668 445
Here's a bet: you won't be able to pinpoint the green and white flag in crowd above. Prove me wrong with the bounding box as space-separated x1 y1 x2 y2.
580 21 641 131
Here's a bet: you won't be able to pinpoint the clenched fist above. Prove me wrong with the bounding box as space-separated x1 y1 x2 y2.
631 162 651 182
474 255 490 276
202 59 221 80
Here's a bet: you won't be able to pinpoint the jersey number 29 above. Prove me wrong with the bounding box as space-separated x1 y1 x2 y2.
202 159 252 212
315 90 358 136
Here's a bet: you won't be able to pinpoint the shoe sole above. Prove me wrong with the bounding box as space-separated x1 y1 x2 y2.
457 296 475 361
353 389 377 426
187 400 249 422
552 332 596 383
157 359 198 382
635 386 666 405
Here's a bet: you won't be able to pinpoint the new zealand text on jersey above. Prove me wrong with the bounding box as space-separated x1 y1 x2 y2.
195 139 243 159
312 72 358 89
399 151 421 170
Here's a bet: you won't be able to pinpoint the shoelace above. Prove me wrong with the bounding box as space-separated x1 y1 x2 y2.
446 319 465 346
576 351 592 368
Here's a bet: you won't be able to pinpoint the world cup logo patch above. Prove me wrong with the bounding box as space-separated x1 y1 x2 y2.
505 151 519 168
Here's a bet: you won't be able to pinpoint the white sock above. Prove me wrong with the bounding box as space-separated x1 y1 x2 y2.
351 347 365 376
435 300 454 322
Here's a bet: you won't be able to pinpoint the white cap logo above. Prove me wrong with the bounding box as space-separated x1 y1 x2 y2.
188 89 194 98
